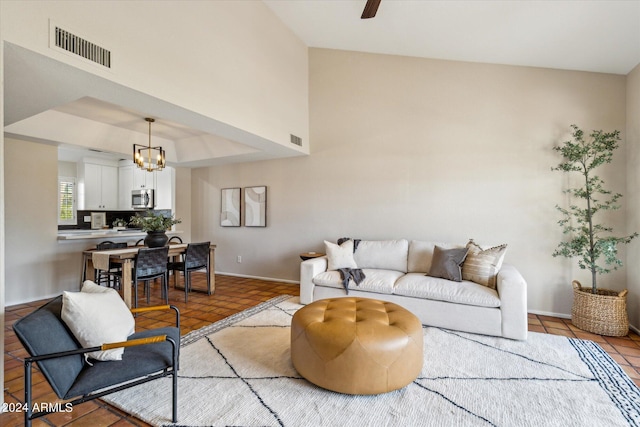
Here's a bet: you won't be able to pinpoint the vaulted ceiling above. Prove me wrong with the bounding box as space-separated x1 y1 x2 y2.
265 0 640 75
5 1 639 167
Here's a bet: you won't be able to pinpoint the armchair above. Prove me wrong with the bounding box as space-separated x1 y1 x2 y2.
12 296 180 426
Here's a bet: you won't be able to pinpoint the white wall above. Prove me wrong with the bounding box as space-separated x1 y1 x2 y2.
193 48 628 319
626 64 640 327
1 0 308 305
2 0 309 148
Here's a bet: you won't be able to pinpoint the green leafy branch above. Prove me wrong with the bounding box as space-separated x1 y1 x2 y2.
552 125 637 293
130 211 182 232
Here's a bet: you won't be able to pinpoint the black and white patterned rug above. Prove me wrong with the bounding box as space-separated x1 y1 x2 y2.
104 296 640 426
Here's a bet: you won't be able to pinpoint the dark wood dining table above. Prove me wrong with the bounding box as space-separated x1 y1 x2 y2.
82 243 216 307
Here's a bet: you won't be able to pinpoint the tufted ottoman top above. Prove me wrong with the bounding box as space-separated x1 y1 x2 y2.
291 297 423 395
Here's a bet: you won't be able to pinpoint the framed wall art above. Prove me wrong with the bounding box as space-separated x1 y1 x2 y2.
244 186 267 227
220 187 241 227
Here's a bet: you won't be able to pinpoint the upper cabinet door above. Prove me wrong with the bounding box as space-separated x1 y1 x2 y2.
155 167 175 210
82 163 102 210
133 167 156 189
118 166 134 209
80 163 118 210
100 166 118 209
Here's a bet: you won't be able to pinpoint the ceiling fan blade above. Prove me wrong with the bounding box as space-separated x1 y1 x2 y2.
361 0 381 19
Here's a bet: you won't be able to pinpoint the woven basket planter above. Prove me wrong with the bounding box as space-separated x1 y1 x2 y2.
571 280 629 337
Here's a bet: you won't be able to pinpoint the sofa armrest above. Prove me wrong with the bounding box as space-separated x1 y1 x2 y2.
300 256 328 304
497 264 528 340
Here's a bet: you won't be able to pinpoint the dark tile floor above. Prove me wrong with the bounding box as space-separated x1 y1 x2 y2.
3 274 640 426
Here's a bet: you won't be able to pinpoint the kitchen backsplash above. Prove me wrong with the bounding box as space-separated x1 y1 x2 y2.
58 209 172 230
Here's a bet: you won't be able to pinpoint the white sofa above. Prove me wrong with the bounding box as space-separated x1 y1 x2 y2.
300 239 528 340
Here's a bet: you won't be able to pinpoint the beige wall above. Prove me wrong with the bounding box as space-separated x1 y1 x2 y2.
4 138 60 303
3 137 196 305
626 64 640 327
193 48 628 318
0 2 635 325
174 167 193 244
0 18 5 404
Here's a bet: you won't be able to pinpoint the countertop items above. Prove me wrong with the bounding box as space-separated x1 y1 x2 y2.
57 229 183 240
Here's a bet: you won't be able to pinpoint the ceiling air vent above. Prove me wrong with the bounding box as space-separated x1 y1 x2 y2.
290 134 302 147
54 26 111 68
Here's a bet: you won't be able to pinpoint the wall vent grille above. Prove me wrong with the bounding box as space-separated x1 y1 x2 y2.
290 134 302 146
54 27 111 68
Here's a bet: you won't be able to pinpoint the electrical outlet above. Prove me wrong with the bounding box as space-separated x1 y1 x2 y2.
237 255 242 263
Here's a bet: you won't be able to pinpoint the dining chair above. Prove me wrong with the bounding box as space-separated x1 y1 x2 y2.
167 242 210 302
167 235 183 283
133 246 170 309
95 241 127 288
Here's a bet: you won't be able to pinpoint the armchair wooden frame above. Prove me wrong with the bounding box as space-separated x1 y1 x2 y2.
14 303 180 426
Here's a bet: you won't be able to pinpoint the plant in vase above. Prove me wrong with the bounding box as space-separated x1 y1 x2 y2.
130 211 182 248
552 124 637 336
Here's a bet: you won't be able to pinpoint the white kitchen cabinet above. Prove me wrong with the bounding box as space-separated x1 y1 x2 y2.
118 165 134 209
154 167 174 210
80 162 118 210
133 166 156 190
118 162 174 210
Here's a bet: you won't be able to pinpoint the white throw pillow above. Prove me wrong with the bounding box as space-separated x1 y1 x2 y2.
61 280 135 361
324 240 358 270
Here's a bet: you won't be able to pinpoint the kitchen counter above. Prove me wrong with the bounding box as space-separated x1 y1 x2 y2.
57 229 183 240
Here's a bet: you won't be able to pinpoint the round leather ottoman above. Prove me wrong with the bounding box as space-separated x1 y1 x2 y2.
290 297 423 395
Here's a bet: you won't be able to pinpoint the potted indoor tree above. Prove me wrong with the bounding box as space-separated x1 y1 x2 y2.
130 211 182 248
552 124 637 336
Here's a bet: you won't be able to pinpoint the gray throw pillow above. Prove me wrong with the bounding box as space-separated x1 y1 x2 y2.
427 246 469 282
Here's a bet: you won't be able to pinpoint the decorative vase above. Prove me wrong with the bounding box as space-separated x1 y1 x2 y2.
144 231 168 248
571 280 629 337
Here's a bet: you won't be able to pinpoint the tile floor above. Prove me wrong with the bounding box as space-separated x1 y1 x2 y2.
3 274 640 426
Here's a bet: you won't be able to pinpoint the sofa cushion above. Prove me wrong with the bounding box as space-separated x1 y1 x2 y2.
313 269 404 295
353 239 408 272
462 240 508 289
394 273 501 308
324 240 358 270
427 246 469 282
407 240 464 273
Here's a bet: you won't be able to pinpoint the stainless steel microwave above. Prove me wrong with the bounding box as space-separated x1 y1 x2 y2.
132 189 155 209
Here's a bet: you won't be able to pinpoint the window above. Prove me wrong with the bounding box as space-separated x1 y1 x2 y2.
58 176 76 225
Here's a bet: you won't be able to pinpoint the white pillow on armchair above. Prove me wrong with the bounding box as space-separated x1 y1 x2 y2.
61 280 135 361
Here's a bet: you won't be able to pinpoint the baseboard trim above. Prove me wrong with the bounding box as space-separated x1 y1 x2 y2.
214 271 299 285
528 309 571 319
528 309 639 335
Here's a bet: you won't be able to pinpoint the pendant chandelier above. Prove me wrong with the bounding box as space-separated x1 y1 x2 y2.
133 117 166 172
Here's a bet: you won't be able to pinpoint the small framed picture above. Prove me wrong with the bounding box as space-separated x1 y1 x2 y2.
220 188 241 227
90 212 106 229
244 186 267 227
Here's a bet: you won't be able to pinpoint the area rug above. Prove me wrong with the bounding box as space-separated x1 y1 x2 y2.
103 296 640 426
